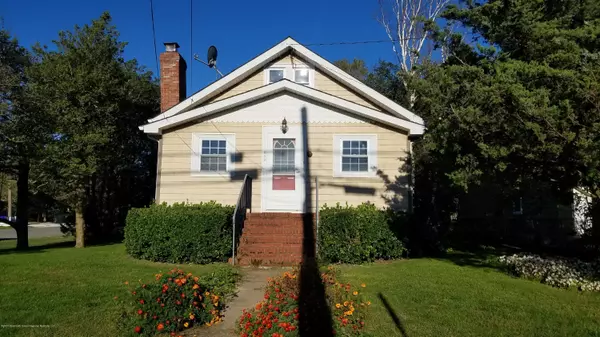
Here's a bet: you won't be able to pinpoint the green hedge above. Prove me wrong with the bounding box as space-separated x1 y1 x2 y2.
318 203 406 264
124 202 234 264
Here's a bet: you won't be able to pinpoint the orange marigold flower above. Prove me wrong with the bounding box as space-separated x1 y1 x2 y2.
193 284 199 290
183 322 189 328
335 303 341 308
353 291 358 296
157 323 164 331
361 283 366 288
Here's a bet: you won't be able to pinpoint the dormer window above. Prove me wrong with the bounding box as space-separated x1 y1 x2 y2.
265 65 314 87
268 68 285 83
294 69 310 85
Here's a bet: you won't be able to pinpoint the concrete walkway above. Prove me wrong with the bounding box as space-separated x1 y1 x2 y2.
183 267 286 337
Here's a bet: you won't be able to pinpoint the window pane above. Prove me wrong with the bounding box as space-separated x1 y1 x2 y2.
269 69 284 83
359 141 367 155
219 140 226 148
201 147 209 155
218 147 226 154
295 69 309 84
202 140 209 147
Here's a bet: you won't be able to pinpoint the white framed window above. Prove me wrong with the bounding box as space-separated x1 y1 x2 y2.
293 68 310 86
191 133 235 176
333 135 378 177
266 68 285 84
264 65 314 86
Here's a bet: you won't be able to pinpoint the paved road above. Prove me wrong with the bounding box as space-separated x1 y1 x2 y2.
0 226 64 239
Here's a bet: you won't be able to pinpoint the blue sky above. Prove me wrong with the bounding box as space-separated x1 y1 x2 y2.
2 0 398 93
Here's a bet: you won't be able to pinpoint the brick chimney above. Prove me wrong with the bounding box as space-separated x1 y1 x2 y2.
160 42 187 112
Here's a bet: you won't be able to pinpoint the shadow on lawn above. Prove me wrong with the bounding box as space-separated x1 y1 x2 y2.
433 246 519 273
378 293 409 337
0 237 122 255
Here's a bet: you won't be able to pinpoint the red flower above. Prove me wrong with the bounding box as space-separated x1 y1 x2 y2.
180 293 185 298
175 300 181 305
139 299 145 305
152 315 157 320
137 309 143 315
170 332 176 337
166 320 171 325
157 323 164 331
160 303 165 307
134 326 142 334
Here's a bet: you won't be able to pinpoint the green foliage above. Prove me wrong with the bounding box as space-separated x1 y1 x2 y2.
25 12 159 244
318 203 406 264
117 267 239 336
333 58 369 82
124 202 235 264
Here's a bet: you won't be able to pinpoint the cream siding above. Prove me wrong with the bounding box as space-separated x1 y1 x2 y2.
206 53 383 112
158 122 409 211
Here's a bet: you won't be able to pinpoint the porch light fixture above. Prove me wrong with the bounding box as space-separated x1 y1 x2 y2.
281 117 288 134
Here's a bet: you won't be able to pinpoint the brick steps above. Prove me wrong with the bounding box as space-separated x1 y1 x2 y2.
236 212 314 266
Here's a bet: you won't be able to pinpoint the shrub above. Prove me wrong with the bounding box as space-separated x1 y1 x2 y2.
318 203 406 263
498 254 600 291
125 202 234 264
117 267 239 336
237 267 370 336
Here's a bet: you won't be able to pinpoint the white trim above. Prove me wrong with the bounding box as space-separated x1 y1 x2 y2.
141 80 425 135
146 37 423 126
333 134 378 178
190 133 235 176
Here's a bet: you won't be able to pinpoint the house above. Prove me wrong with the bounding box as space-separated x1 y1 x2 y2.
140 37 424 264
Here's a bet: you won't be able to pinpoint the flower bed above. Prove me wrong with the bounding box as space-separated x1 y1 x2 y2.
117 267 238 336
498 254 600 292
238 267 370 336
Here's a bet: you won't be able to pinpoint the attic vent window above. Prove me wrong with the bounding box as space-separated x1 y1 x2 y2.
268 69 285 83
294 69 310 85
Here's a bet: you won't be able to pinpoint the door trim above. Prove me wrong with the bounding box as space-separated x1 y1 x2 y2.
261 125 304 212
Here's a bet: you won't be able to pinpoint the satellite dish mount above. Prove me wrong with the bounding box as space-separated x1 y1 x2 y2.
194 45 223 78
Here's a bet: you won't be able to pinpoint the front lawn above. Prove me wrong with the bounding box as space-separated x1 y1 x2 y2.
0 237 236 337
339 255 600 337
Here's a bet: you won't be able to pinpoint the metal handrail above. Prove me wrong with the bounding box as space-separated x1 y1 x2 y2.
231 174 252 265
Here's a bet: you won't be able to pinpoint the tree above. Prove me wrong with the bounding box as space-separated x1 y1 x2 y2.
377 0 452 72
411 0 600 243
27 12 159 247
333 58 369 81
0 29 46 249
365 60 410 107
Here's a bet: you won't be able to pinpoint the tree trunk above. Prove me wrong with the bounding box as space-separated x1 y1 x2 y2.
15 159 29 250
75 204 85 248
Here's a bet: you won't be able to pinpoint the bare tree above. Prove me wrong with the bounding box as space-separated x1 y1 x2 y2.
378 0 451 73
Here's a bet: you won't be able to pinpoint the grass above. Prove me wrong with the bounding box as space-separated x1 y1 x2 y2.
339 254 600 337
0 237 236 337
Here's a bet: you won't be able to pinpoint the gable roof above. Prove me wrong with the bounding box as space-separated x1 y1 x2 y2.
140 80 425 135
146 37 424 126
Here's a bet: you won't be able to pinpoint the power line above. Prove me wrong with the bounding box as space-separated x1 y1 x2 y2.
149 0 159 77
292 36 425 47
190 0 193 91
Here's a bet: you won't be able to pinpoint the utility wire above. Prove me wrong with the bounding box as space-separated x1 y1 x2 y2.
292 36 425 47
149 0 159 77
190 0 193 91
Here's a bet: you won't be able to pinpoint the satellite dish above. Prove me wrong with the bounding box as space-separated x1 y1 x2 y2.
207 46 218 68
